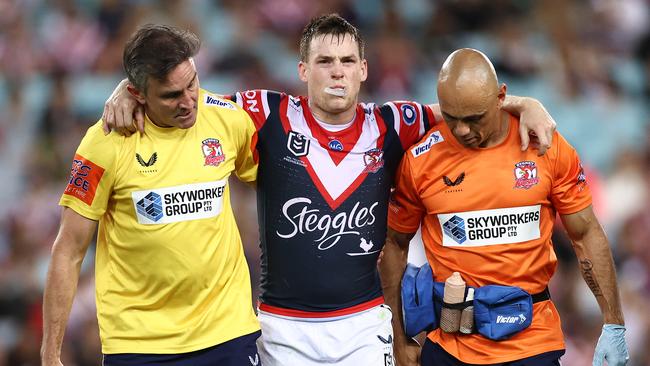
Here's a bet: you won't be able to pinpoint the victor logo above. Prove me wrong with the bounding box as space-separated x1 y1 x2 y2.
276 197 378 250
411 131 444 157
496 314 526 324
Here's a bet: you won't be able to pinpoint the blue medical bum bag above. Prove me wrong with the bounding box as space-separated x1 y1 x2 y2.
401 263 443 336
401 263 550 340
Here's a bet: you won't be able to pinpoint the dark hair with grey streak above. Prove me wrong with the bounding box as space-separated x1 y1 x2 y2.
299 14 364 62
123 24 200 93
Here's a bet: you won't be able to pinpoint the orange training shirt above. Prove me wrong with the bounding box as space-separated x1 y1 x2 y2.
388 113 591 363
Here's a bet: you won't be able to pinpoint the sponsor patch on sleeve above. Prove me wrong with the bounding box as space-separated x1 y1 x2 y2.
204 93 236 110
63 154 105 206
411 131 444 157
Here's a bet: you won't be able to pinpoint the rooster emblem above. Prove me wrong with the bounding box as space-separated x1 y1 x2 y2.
202 138 226 167
346 237 380 257
359 238 374 253
514 161 540 189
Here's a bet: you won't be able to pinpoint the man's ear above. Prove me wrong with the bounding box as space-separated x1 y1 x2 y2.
497 83 507 107
298 61 308 83
360 59 368 82
127 84 146 105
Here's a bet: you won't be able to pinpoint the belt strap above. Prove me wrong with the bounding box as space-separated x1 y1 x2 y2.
532 287 551 303
442 287 551 309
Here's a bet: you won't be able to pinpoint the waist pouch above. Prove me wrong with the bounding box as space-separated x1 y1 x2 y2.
401 263 437 337
473 285 532 340
401 263 549 340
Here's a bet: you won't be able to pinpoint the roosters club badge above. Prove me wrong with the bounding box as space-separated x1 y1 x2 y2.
514 161 540 189
363 148 384 173
202 138 226 167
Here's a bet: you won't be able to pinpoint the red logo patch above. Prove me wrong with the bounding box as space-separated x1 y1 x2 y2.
514 161 540 189
363 148 384 173
63 154 105 205
202 138 226 167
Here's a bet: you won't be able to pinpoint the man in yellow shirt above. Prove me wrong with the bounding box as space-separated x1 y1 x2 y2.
41 25 261 366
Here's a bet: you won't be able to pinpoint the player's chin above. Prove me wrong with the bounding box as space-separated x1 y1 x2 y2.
325 99 354 113
175 111 197 129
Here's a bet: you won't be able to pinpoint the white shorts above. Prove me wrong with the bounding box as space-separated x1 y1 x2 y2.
257 304 395 366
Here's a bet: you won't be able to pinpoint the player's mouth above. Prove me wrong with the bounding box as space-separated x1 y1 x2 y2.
461 136 478 146
175 106 196 119
324 86 346 97
175 107 197 127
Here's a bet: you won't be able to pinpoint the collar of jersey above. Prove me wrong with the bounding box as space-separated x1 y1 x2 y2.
439 112 516 154
143 113 192 139
299 96 365 165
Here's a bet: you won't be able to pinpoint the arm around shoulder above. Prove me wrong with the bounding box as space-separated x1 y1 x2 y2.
503 96 556 155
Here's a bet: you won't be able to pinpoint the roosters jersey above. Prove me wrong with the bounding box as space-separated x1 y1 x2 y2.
60 89 260 354
388 113 591 363
231 90 432 314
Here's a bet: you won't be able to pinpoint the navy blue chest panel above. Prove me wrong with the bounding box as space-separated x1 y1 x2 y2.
254 94 405 311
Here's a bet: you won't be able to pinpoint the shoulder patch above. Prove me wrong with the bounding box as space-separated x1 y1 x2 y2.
400 104 417 126
411 131 444 157
204 94 236 110
63 154 105 205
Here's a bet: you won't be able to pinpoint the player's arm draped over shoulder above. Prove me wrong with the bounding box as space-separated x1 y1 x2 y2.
501 96 556 155
102 78 144 136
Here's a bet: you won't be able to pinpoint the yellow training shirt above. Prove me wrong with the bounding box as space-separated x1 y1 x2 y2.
59 89 259 354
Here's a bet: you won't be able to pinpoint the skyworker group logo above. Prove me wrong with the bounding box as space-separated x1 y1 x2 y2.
438 205 541 247
131 180 227 224
443 215 467 245
136 192 163 222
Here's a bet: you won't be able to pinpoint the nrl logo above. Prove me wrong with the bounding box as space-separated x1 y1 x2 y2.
287 131 310 157
136 153 157 167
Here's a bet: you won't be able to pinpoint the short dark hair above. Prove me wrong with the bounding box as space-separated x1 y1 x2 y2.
299 14 364 62
123 24 200 93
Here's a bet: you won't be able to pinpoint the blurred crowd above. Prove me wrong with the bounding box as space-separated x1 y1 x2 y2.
1 0 650 364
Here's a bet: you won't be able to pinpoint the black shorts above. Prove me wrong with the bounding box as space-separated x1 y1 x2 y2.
420 338 565 366
103 330 261 366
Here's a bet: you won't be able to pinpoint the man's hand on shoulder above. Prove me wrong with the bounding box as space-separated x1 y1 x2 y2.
503 96 556 156
102 78 145 136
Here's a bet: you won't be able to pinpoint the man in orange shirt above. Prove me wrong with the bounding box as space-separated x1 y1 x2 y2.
381 48 629 365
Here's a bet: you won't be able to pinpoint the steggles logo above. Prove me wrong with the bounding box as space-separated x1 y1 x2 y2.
276 197 379 250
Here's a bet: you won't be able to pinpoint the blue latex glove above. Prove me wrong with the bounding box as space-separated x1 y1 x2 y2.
593 324 629 366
